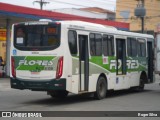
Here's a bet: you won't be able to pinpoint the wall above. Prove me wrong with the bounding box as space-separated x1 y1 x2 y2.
116 0 160 31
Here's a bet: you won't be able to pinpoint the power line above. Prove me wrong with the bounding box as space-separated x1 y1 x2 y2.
37 0 160 19
48 0 160 13
48 0 116 12
48 0 89 8
115 15 160 20
116 5 160 12
46 0 160 22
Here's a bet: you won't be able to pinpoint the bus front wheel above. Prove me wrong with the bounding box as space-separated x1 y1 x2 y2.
94 76 107 100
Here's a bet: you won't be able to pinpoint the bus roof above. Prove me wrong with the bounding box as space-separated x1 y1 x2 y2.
59 20 154 39
60 20 117 30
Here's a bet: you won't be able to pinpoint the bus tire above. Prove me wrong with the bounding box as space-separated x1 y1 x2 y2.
48 90 68 98
137 78 145 91
134 75 145 92
94 76 107 100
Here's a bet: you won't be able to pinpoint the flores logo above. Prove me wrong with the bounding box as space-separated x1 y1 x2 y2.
19 60 54 66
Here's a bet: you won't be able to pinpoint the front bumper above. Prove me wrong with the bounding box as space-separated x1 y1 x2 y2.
10 77 66 91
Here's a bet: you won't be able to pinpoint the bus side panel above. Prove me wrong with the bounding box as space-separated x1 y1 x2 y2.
64 54 73 93
105 73 116 90
62 26 73 93
128 72 140 87
88 74 98 92
71 57 79 94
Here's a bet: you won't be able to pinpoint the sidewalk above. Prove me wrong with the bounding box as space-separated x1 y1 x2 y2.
0 66 6 78
0 77 11 91
155 74 160 84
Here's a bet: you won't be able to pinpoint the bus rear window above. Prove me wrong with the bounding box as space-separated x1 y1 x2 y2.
14 24 60 51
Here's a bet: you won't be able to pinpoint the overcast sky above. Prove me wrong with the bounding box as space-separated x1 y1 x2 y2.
0 0 117 11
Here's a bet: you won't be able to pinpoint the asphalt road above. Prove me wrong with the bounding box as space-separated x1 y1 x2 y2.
0 77 160 120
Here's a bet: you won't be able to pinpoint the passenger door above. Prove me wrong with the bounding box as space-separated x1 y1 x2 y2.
78 35 89 91
147 41 153 83
116 38 127 75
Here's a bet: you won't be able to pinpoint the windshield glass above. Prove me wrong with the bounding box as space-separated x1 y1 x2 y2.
14 23 60 51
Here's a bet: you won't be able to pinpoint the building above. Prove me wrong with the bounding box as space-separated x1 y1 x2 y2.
116 0 160 32
0 29 6 62
52 7 115 20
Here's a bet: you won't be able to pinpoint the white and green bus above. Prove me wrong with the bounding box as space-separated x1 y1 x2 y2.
10 20 154 99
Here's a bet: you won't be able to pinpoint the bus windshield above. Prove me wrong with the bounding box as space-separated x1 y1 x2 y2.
14 24 60 51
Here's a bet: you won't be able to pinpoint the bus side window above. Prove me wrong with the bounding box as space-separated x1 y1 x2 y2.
89 33 102 56
90 33 95 56
137 39 146 57
68 30 77 55
103 34 114 56
127 37 137 57
95 34 102 56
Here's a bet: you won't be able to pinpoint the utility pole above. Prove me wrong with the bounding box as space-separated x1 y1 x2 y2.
33 0 49 10
134 0 146 33
141 0 145 33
